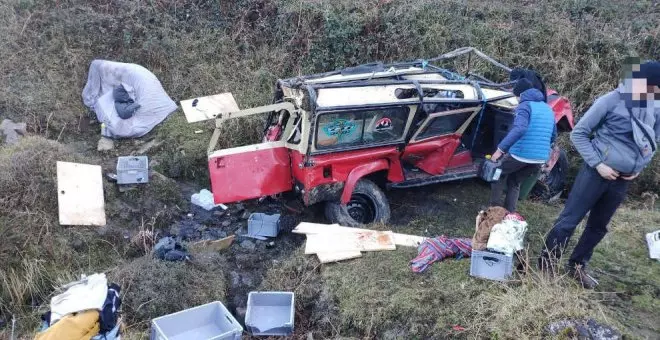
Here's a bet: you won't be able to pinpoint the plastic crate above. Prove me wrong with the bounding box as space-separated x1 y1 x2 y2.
470 250 513 281
150 301 242 340
247 213 280 238
117 156 149 184
245 292 294 336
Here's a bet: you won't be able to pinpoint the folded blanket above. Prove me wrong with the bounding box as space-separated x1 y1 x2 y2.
411 236 472 273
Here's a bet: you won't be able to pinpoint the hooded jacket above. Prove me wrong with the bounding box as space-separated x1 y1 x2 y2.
498 88 556 162
571 84 660 175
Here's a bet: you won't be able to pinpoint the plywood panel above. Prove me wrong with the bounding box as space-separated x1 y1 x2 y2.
181 93 240 123
316 251 362 263
304 230 396 255
293 222 426 247
57 162 106 226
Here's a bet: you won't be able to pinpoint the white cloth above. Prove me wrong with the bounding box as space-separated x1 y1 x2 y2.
647 230 660 261
486 214 528 256
82 60 177 138
50 273 108 324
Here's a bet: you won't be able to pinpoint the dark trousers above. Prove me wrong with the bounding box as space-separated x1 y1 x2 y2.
489 155 541 212
542 163 630 267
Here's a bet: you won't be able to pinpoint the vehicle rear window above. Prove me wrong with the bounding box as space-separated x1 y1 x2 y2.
316 107 408 150
416 111 473 140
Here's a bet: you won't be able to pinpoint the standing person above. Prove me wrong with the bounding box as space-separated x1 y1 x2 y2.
539 61 660 289
489 78 557 212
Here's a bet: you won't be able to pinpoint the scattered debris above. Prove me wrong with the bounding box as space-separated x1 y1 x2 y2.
135 139 163 155
646 230 660 261
151 301 243 340
105 173 118 182
242 234 268 241
194 130 204 134
472 206 508 251
116 156 149 185
190 235 236 253
82 60 177 138
293 222 427 247
245 292 295 336
240 240 256 251
410 236 472 273
57 161 106 226
452 325 466 332
247 213 280 238
546 319 621 340
191 189 228 211
486 213 527 256
96 136 115 151
154 237 189 261
0 119 27 145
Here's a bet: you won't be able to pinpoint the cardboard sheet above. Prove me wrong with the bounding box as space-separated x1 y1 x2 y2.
181 92 240 123
57 161 106 226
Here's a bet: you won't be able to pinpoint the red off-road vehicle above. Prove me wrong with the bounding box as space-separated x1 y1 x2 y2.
183 48 574 226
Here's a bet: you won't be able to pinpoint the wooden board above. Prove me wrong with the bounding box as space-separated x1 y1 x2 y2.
190 235 235 252
57 161 106 226
316 251 362 263
293 222 426 247
180 93 240 123
304 231 396 255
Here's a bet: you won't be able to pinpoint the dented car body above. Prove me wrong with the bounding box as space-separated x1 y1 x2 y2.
187 48 575 226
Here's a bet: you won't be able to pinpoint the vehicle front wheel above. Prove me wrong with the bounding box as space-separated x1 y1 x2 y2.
324 179 391 227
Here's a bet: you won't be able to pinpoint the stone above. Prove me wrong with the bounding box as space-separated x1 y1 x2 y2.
229 271 241 289
546 319 621 340
97 136 115 151
240 240 256 251
241 274 254 287
240 210 251 220
221 220 231 228
0 119 27 145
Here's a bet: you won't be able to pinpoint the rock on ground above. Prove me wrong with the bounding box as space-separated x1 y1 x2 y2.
97 136 115 151
0 119 27 145
546 319 621 340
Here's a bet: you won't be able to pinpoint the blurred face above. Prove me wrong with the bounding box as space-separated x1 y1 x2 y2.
630 77 647 100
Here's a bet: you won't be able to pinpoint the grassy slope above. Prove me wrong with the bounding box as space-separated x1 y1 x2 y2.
0 0 659 338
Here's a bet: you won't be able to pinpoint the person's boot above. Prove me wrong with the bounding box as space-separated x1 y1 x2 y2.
566 264 599 289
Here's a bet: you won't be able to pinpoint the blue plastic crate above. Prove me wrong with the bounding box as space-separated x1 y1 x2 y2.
470 250 513 281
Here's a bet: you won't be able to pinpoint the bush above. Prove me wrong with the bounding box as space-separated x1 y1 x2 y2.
109 254 228 328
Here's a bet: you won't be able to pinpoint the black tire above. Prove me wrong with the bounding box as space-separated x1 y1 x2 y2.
324 179 391 227
532 148 569 201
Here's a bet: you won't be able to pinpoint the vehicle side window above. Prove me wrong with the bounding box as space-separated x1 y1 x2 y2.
316 107 408 150
416 111 472 140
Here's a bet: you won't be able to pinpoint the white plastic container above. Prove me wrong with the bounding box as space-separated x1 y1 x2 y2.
245 292 294 336
150 301 242 340
470 250 513 281
117 156 149 184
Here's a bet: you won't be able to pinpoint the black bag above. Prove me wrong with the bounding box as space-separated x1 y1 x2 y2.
99 283 122 334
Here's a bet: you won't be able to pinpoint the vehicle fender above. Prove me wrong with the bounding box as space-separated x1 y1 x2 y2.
340 159 389 204
542 145 561 173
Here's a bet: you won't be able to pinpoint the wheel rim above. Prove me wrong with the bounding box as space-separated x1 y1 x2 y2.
346 193 376 224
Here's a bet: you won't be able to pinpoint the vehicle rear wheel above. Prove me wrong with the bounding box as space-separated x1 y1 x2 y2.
532 148 569 202
324 179 391 227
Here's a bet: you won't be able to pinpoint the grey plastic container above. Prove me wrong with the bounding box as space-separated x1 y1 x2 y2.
247 213 280 238
150 301 242 340
470 250 513 281
117 156 149 184
245 292 295 336
479 159 503 183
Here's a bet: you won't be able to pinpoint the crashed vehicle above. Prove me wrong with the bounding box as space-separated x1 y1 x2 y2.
188 48 574 226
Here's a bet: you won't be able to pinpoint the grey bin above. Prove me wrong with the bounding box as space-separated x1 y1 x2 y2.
117 156 149 184
247 213 280 238
470 250 513 281
150 301 242 340
245 292 295 336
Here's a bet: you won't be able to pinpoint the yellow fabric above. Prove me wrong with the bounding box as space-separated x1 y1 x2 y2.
34 310 100 340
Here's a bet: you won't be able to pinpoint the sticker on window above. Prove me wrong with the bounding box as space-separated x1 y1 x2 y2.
374 117 393 131
323 119 357 139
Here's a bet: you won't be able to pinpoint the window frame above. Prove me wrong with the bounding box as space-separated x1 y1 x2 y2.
311 105 416 154
410 106 482 143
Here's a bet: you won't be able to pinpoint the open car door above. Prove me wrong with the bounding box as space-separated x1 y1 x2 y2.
181 95 300 204
208 141 293 204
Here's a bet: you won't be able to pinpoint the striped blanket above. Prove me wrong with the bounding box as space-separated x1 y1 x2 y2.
410 235 472 273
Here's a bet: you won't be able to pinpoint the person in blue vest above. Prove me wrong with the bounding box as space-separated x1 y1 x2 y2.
539 60 660 289
489 78 557 212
